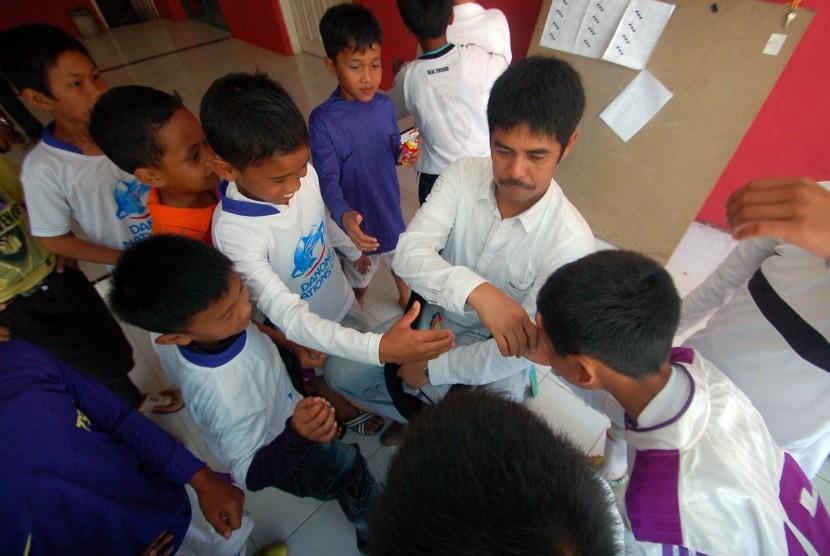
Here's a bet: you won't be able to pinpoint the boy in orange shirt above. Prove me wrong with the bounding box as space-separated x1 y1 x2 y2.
89 85 218 243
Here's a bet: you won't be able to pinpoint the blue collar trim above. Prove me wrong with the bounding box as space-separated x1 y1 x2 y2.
41 123 83 154
178 330 247 368
218 180 280 216
420 42 454 59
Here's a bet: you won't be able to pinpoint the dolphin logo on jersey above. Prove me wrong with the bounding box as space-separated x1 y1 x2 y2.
292 221 326 278
113 179 151 220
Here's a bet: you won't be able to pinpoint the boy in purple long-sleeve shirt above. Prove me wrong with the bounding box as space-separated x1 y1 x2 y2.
310 4 418 309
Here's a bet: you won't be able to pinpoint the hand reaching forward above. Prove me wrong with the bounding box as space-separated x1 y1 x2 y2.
342 210 380 252
379 301 454 363
727 177 830 259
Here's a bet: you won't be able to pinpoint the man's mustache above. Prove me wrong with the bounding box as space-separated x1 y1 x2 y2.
497 178 534 190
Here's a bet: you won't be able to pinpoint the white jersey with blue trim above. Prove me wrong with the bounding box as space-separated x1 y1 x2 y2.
20 127 152 250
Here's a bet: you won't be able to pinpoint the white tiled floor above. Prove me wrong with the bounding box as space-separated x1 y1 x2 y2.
66 18 829 553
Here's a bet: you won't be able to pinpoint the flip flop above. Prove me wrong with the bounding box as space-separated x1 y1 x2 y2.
341 409 384 436
138 389 185 414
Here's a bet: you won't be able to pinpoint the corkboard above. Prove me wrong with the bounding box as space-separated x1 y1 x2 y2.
528 0 813 262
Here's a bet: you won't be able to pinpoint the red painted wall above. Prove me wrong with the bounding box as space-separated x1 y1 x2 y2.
154 0 188 22
696 0 829 228
0 0 106 35
218 0 292 55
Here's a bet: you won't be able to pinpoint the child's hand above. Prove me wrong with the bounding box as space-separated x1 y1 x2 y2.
291 343 327 369
379 301 455 363
399 136 422 167
342 210 380 252
352 254 372 275
291 396 338 443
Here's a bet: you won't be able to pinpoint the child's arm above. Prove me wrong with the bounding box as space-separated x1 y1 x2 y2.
390 64 412 120
37 232 121 266
253 321 325 369
309 116 379 252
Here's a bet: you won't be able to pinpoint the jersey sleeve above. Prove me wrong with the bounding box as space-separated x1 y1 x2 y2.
20 154 73 236
309 112 352 227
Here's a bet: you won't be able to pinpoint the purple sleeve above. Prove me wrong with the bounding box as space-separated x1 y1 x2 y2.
245 417 314 490
57 352 205 485
309 110 352 228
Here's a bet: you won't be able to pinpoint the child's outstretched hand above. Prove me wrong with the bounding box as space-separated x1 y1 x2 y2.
342 210 380 252
291 396 338 443
352 254 372 275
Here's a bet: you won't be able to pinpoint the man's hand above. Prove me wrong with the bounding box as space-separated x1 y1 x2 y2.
188 466 245 539
726 177 830 259
467 282 537 357
379 301 454 363
342 210 380 252
140 530 175 556
397 360 429 389
291 396 338 442
352 254 372 275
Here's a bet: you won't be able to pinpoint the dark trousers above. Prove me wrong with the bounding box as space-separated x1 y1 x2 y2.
274 439 376 552
418 172 440 205
0 268 139 406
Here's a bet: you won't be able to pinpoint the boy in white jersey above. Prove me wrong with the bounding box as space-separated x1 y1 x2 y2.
0 25 178 413
200 73 453 430
109 235 378 553
534 250 830 554
391 0 507 204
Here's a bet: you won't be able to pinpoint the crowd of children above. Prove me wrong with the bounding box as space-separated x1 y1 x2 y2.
1 0 828 554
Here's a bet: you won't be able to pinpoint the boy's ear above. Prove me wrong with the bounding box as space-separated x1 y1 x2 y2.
155 333 193 347
324 56 337 77
134 167 166 188
210 158 237 182
21 88 55 112
559 130 579 162
571 353 602 388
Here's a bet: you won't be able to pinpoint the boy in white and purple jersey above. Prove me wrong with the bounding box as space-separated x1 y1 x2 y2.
534 250 830 555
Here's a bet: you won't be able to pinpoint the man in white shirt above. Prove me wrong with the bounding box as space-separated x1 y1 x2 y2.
325 56 594 433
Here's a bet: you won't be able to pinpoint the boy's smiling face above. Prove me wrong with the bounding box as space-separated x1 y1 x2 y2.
148 107 219 194
34 50 108 126
214 146 310 206
326 43 382 102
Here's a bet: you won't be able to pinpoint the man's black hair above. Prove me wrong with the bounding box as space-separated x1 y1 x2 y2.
396 0 453 40
0 24 91 97
109 235 235 334
369 390 620 556
89 85 183 173
487 55 585 149
320 3 383 61
200 72 308 171
536 250 681 379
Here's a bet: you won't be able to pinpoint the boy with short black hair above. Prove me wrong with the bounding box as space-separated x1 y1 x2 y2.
391 0 507 203
312 3 414 309
200 72 453 378
109 234 378 553
89 85 218 243
0 26 178 413
369 389 622 555
535 250 830 554
0 24 152 265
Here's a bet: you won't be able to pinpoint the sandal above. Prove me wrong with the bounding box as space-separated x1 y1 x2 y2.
341 409 384 436
138 389 185 414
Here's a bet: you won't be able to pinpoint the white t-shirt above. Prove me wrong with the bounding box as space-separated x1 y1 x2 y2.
393 156 594 393
448 3 512 63
20 127 152 249
153 324 300 485
679 183 830 479
211 165 382 365
390 44 507 175
625 348 830 555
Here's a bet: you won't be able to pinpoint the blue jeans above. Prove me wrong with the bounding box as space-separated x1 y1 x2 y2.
273 438 376 552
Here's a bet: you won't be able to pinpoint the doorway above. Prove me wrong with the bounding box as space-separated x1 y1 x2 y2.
282 0 349 58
